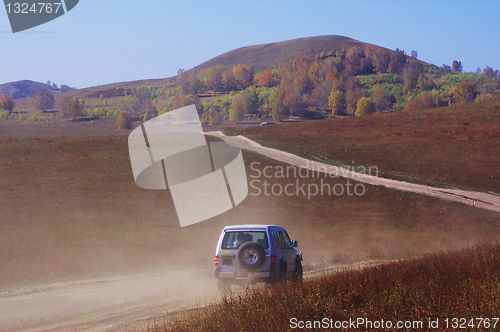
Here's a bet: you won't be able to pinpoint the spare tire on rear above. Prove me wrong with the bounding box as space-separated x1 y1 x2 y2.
237 241 266 271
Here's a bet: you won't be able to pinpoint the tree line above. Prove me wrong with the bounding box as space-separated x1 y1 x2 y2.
172 46 500 123
12 46 499 128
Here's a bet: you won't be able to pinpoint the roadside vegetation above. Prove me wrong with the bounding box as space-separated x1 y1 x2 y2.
236 100 500 193
1 134 499 290
145 244 500 332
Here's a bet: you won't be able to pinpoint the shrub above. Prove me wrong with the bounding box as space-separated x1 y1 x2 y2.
453 81 477 104
475 92 500 103
116 111 132 129
405 92 437 111
355 97 376 116
30 112 40 121
0 109 11 120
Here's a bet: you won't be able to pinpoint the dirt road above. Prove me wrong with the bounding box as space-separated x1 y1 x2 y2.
206 132 500 213
0 270 218 332
0 261 386 332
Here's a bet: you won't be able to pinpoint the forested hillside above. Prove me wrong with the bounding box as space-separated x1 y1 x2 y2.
2 36 499 126
173 37 499 124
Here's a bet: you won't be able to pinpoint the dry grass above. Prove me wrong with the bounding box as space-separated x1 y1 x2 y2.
0 118 135 140
145 244 500 332
0 134 499 290
239 100 500 193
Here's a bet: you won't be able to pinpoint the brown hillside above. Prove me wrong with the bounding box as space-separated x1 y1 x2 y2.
0 80 62 99
193 35 388 73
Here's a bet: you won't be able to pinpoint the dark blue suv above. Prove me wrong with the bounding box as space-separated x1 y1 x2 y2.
214 225 302 289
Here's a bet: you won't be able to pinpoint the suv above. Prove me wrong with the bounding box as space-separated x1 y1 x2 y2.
213 225 302 288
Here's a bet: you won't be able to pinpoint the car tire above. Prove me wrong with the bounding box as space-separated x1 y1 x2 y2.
292 260 303 282
278 262 287 285
237 241 266 271
270 263 287 287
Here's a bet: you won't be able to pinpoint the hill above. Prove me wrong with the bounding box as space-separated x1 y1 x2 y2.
3 36 375 103
193 35 390 73
0 80 75 99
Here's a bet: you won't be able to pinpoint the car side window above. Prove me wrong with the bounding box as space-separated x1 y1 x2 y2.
277 231 285 249
272 231 282 249
281 231 293 249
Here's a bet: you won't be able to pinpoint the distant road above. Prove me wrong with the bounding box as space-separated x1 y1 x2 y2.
206 131 500 213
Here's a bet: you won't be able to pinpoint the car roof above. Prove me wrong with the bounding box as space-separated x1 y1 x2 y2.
222 224 284 231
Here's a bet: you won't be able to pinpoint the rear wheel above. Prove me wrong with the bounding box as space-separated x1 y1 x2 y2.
237 242 266 271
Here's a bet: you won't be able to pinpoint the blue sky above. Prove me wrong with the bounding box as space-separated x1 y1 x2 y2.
1 0 499 88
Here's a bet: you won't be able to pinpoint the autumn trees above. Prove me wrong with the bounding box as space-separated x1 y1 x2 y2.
116 111 132 129
233 63 254 90
58 96 70 119
177 44 500 122
0 94 15 111
176 47 405 118
373 49 390 74
0 94 15 120
201 105 223 126
328 89 346 115
372 86 389 112
229 88 259 122
33 89 55 112
255 69 277 87
453 81 477 104
355 97 376 116
388 49 407 74
58 96 84 119
69 97 85 118
177 63 255 96
134 86 158 121
452 60 463 73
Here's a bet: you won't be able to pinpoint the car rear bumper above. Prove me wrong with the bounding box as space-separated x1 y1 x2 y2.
214 266 278 280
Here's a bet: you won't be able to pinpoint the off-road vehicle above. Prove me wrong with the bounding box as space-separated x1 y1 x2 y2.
213 225 302 289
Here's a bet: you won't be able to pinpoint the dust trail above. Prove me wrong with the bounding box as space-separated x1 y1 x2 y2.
0 270 218 332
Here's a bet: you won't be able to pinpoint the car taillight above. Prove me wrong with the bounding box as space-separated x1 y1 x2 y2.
270 254 277 266
214 255 219 267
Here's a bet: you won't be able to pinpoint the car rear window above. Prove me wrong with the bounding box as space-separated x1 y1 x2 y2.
221 231 269 249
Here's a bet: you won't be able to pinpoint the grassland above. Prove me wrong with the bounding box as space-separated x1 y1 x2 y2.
1 133 499 290
145 244 500 332
237 100 500 193
0 118 133 139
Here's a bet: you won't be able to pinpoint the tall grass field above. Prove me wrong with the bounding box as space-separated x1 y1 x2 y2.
145 244 500 332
